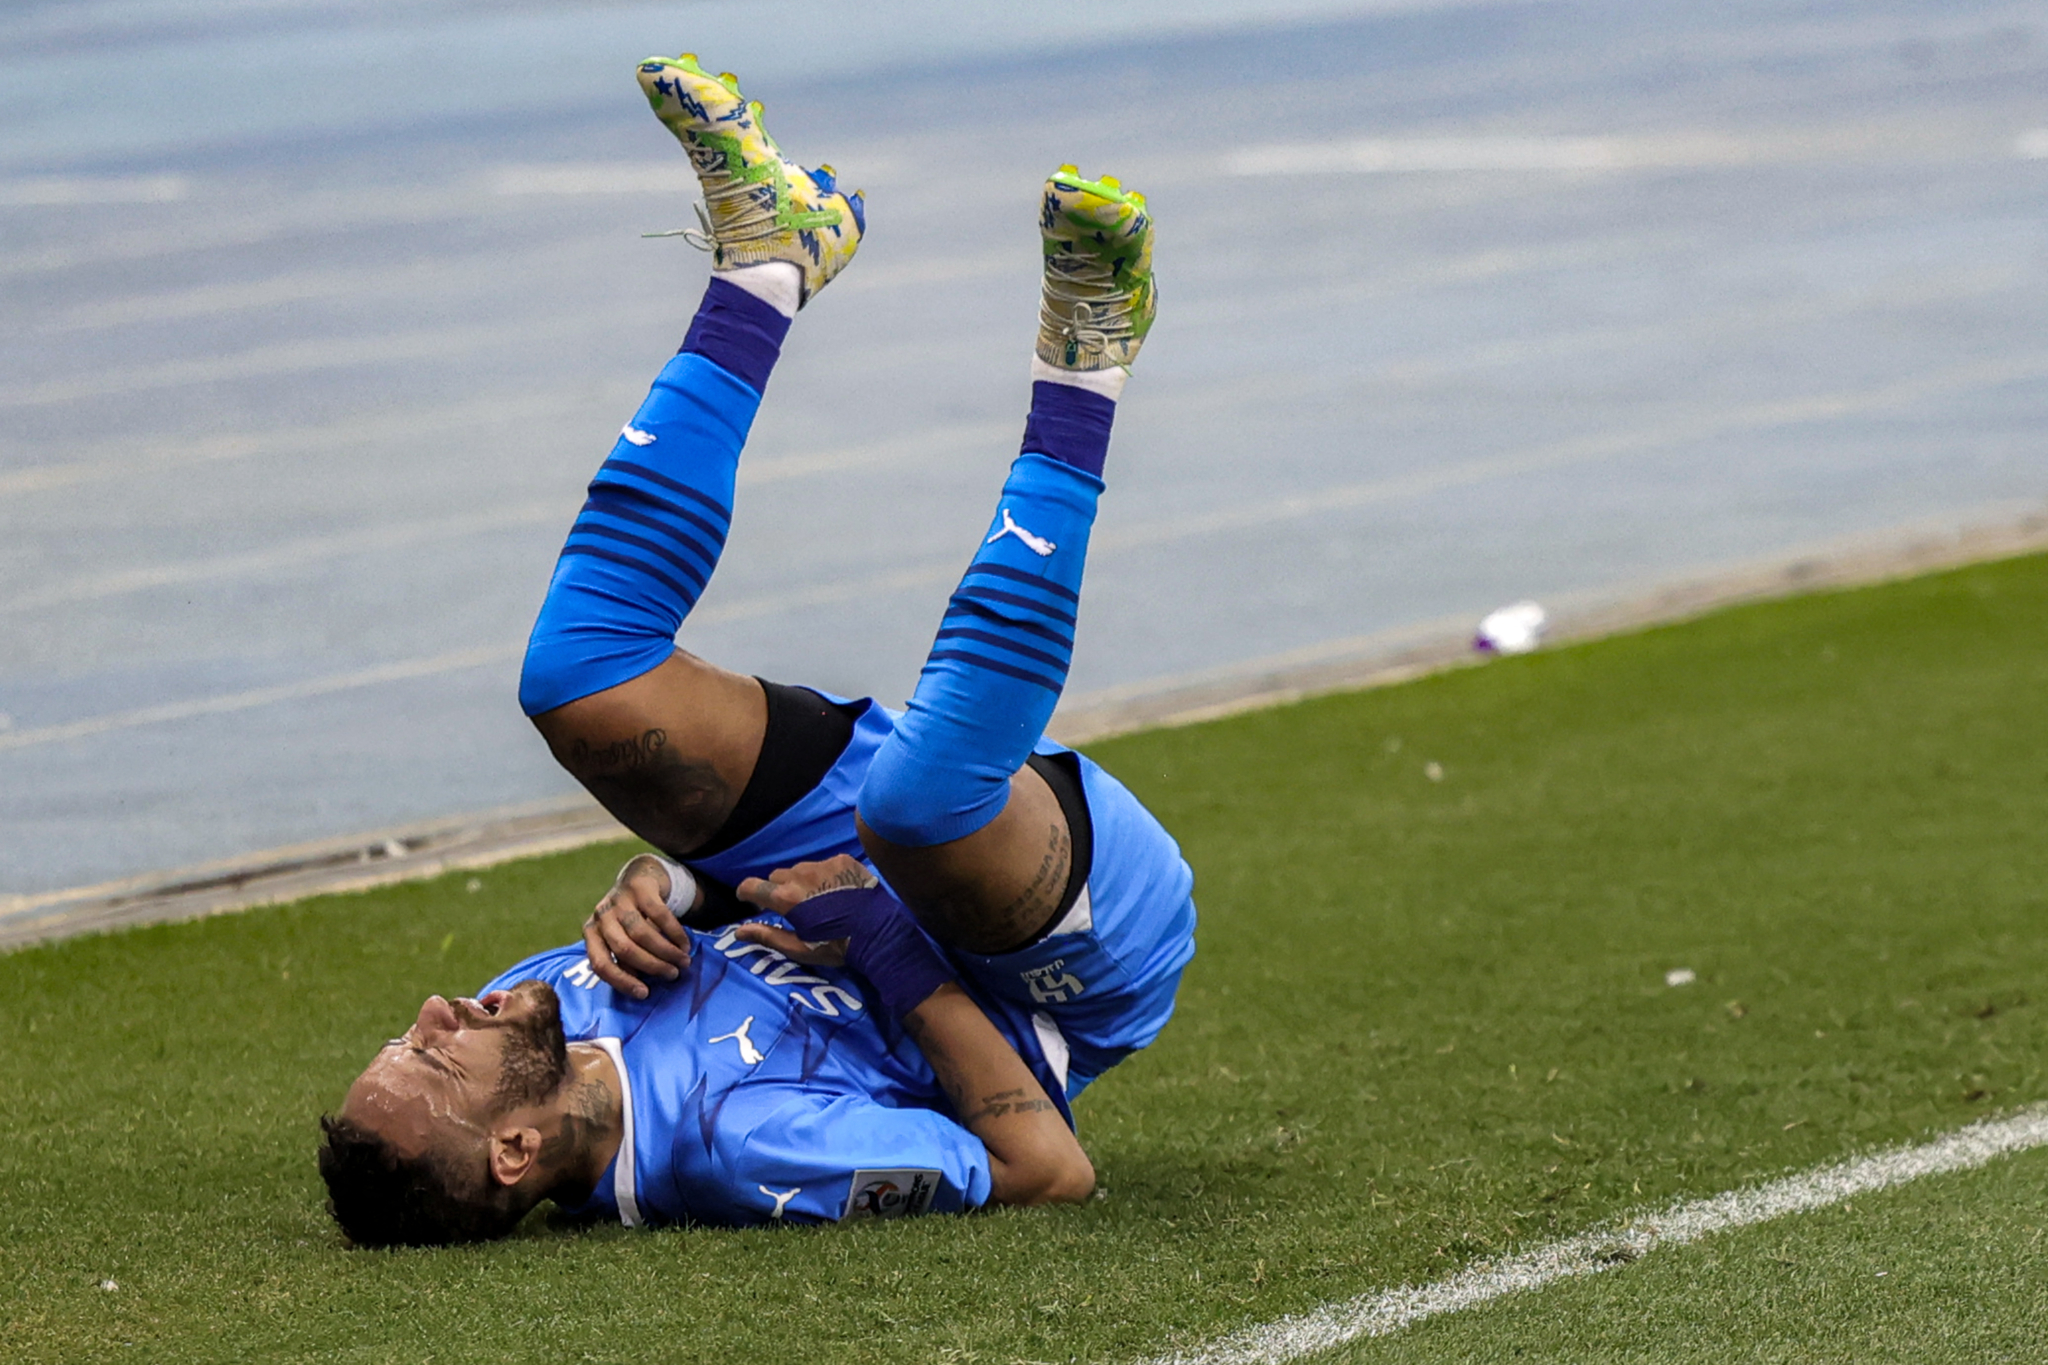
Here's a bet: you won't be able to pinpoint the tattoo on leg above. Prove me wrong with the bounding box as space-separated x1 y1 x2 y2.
989 821 1069 933
567 728 735 857
912 820 1071 955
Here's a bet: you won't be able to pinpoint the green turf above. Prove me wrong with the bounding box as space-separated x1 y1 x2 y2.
5 553 2048 1364
1338 1149 2048 1363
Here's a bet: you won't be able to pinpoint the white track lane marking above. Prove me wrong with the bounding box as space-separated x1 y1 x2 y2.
1099 352 2048 554
0 647 516 754
0 175 189 206
1141 1106 2048 1365
6 355 2043 752
1227 125 2046 177
0 501 563 613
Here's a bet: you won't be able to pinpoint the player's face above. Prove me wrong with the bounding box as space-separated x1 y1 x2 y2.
341 979 570 1161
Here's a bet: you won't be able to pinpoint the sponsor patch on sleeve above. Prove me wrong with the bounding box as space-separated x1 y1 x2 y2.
843 1168 940 1220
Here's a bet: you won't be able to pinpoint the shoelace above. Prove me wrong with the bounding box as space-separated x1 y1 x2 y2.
642 150 793 250
1041 249 1141 352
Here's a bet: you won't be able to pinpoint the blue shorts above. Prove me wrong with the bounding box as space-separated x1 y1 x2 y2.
687 699 1197 1100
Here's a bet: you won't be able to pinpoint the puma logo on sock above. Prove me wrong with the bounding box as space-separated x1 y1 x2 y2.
986 507 1056 557
621 425 657 446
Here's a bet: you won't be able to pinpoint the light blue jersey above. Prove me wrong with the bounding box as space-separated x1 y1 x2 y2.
482 926 1070 1229
688 694 1198 1096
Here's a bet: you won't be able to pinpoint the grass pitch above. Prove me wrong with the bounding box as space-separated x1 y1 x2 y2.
5 553 2048 1363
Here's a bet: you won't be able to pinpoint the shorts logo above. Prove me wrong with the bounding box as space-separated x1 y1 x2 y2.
843 1169 938 1220
1021 959 1085 1004
759 1185 800 1220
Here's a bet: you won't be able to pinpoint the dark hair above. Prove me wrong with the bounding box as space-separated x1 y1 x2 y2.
317 1113 533 1247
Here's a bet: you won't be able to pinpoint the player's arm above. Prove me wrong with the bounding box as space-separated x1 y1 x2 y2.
737 857 1094 1207
900 982 1094 1205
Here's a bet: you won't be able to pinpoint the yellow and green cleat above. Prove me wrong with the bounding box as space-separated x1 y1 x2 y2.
636 54 864 307
1037 167 1156 372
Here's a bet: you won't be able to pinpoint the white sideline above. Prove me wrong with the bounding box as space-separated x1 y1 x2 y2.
1142 1106 2048 1365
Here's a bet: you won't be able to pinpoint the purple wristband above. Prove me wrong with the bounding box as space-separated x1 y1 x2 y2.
782 884 956 1019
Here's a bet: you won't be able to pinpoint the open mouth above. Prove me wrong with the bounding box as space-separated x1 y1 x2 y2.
445 992 508 1026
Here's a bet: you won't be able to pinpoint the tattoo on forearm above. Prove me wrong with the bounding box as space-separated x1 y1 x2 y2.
908 1026 1059 1128
967 1087 1057 1123
568 728 734 856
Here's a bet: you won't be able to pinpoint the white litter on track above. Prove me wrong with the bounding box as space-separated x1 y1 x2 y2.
1140 1106 2048 1365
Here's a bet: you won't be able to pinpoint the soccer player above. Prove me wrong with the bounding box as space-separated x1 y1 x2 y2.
318 54 1194 1244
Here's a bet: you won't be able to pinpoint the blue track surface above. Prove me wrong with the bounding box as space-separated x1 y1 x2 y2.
3 0 2045 894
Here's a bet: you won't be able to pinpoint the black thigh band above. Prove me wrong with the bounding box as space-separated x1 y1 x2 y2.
681 686 1095 945
682 680 861 931
693 680 861 859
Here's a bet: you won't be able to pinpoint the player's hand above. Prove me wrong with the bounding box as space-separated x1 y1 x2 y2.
732 921 849 967
735 855 880 915
733 858 872 967
583 854 693 999
738 856 955 1019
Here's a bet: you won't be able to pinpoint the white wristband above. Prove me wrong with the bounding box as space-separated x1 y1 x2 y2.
656 858 699 916
621 854 699 916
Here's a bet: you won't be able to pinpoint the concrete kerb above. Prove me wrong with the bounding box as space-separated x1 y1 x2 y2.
7 506 2045 952
0 796 630 951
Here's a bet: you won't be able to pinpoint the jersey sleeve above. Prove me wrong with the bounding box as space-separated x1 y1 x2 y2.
708 1087 993 1226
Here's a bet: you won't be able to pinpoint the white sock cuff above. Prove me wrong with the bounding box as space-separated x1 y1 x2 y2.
715 261 802 318
1030 356 1128 401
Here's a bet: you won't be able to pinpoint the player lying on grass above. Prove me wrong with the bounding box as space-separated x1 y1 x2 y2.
318 54 1195 1244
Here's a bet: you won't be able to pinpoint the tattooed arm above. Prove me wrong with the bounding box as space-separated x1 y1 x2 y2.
736 855 1093 1207
902 984 1094 1207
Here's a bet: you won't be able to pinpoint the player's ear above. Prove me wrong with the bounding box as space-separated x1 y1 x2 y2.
487 1124 545 1189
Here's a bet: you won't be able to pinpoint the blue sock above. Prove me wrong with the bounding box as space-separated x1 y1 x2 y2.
518 279 788 716
1019 380 1115 478
859 405 1110 846
680 276 790 393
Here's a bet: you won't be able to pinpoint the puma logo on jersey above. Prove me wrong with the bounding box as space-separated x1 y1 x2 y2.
708 1015 766 1065
1021 959 1085 1004
986 507 1056 557
759 1185 800 1220
620 424 657 446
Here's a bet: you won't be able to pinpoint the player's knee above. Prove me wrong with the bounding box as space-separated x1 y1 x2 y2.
856 737 1009 849
517 640 565 720
519 624 674 720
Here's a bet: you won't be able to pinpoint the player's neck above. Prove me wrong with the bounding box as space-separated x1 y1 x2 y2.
545 1043 626 1204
